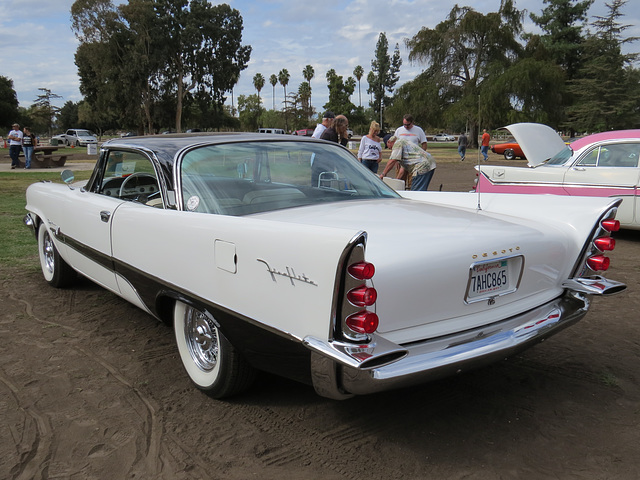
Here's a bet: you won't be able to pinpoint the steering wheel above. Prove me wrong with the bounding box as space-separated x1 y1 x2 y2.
119 172 157 198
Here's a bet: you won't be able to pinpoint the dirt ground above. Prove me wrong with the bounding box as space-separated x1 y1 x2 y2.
2 156 640 480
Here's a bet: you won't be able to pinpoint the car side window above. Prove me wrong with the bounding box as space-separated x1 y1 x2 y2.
597 143 639 167
96 150 163 207
578 148 599 166
578 143 640 168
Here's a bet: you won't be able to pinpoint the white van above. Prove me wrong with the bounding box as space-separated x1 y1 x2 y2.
258 128 286 134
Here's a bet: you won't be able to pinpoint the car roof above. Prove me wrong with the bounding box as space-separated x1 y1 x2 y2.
570 130 640 151
100 132 322 170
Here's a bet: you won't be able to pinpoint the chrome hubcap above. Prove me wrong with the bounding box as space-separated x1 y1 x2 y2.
43 232 55 274
184 306 219 372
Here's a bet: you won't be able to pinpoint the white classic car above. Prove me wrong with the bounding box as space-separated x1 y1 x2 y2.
476 123 640 229
51 128 98 147
24 133 626 399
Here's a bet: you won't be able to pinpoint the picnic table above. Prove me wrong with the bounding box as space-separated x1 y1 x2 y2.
4 145 69 168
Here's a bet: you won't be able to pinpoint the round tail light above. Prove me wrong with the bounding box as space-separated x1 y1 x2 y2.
346 311 379 334
601 219 620 232
587 255 610 271
348 262 375 280
594 236 615 251
347 286 377 307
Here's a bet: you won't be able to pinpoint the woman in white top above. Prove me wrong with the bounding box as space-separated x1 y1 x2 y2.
357 121 382 173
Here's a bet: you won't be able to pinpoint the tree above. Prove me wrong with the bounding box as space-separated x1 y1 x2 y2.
404 2 525 142
297 81 313 123
278 68 290 129
72 0 150 132
566 0 640 131
278 69 290 111
153 0 251 131
57 101 80 131
0 76 19 130
237 93 263 131
353 65 364 107
324 69 356 118
367 33 402 126
253 73 265 103
302 65 315 111
72 0 251 133
269 74 278 110
32 88 62 136
530 0 594 81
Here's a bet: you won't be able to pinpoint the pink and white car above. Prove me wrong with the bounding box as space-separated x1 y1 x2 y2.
476 123 640 230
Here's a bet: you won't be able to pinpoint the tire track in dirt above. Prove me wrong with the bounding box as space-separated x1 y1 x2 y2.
230 403 398 479
2 276 170 478
0 370 52 480
73 345 164 476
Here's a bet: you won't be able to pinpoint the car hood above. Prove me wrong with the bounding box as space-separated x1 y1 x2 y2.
506 123 567 166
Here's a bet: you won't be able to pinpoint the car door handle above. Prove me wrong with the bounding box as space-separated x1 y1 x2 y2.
572 167 586 172
100 210 111 222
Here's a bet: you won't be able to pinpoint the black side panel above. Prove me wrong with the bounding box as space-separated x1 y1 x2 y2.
115 260 313 385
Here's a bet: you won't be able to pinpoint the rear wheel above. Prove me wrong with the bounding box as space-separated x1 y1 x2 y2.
174 301 256 398
37 224 76 287
504 149 515 160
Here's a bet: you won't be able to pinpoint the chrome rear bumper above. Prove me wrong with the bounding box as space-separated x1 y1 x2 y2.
307 291 594 399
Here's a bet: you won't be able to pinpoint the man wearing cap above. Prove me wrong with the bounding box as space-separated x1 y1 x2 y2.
7 123 24 169
379 135 436 191
312 111 335 139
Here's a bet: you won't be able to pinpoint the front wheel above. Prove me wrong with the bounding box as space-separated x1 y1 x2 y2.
37 224 76 287
174 301 256 398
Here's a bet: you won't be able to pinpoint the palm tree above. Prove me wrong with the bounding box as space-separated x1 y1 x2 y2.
253 73 265 104
353 65 364 107
278 69 290 112
269 74 278 110
298 81 312 119
302 65 314 112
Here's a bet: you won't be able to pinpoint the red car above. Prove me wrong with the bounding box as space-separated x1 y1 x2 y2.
491 141 525 160
293 128 315 136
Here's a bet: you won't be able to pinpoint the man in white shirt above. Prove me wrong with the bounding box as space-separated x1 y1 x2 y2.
7 123 24 169
393 114 427 150
311 111 335 139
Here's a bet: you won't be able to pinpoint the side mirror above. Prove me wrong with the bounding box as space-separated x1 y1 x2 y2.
61 170 75 189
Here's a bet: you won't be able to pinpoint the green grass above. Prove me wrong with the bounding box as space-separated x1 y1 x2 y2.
0 171 92 268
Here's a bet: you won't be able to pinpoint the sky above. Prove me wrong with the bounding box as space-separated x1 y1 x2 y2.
1 0 639 122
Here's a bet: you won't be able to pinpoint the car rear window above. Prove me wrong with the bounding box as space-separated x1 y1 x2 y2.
179 140 399 215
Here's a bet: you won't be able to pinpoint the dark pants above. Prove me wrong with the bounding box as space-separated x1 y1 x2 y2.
9 145 22 167
411 168 435 191
362 160 379 173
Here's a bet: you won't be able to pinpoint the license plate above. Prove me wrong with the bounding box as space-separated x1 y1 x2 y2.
466 257 522 303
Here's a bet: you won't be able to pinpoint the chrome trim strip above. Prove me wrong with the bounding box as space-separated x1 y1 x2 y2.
328 232 368 342
304 333 407 370
562 275 626 296
309 292 591 397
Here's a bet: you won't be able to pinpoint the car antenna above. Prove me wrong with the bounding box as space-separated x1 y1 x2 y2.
476 96 482 211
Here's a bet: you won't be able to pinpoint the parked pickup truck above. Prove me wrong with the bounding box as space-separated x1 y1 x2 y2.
51 129 97 147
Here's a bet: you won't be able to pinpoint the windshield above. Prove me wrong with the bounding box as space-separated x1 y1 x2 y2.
545 145 574 165
179 140 399 215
